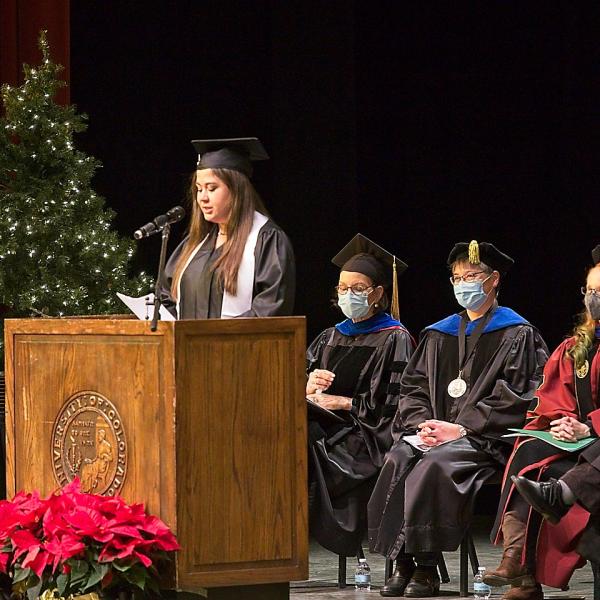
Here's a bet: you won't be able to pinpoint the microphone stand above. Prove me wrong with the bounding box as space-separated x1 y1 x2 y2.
151 223 171 332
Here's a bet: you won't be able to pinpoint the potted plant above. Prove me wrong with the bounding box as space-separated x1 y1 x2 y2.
0 480 179 600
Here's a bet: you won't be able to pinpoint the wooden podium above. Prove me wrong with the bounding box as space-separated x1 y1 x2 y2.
4 317 308 599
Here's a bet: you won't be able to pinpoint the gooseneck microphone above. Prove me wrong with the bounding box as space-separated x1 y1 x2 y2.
133 206 185 240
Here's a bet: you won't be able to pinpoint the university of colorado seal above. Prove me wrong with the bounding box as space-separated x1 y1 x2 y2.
52 391 127 496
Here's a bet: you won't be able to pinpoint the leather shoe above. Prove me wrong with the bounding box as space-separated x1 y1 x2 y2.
404 567 440 597
483 547 528 586
501 579 543 600
511 475 569 525
380 563 415 597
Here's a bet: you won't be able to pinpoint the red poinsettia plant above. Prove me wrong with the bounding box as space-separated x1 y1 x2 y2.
0 480 179 600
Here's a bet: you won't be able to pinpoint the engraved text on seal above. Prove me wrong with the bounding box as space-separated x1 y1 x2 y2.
52 391 127 496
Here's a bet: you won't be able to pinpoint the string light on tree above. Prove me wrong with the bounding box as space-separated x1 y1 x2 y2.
0 30 151 361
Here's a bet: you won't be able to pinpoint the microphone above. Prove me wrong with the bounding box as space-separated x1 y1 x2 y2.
134 206 185 240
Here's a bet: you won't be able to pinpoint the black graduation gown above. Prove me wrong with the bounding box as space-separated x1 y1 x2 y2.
160 219 295 318
306 323 414 556
368 314 548 558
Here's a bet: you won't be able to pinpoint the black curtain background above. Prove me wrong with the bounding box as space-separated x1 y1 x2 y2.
70 2 600 348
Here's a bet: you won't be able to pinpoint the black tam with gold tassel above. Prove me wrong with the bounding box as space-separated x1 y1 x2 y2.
332 233 407 320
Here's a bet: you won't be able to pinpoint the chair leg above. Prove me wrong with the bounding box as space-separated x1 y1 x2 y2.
592 561 600 600
337 554 347 588
437 552 450 584
467 532 479 575
460 538 469 597
385 558 394 582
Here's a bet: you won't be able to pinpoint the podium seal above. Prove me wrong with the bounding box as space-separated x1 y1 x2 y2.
51 390 127 495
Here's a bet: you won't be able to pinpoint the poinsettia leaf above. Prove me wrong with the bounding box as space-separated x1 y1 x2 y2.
110 561 131 572
56 572 69 596
83 562 108 592
122 564 147 590
68 558 90 584
25 578 42 600
12 565 31 583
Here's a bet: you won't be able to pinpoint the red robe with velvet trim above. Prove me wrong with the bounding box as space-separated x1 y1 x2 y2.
494 337 600 589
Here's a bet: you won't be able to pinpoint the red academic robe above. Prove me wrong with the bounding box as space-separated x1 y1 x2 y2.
493 337 600 589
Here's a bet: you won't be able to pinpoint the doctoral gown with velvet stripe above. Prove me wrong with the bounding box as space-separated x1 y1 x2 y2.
368 307 548 558
306 318 414 556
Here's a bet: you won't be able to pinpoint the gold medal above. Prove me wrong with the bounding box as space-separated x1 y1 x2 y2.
576 360 589 379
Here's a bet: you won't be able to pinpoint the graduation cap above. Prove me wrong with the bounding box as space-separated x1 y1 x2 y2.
331 233 407 321
447 240 514 274
592 244 600 266
191 137 269 178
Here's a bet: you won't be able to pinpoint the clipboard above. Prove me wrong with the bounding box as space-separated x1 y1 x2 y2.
306 398 346 424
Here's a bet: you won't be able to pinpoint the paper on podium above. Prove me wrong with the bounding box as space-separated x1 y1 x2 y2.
117 292 176 321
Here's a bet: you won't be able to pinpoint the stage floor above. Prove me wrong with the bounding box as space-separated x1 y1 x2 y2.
291 517 595 599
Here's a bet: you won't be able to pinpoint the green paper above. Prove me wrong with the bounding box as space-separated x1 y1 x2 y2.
503 428 597 452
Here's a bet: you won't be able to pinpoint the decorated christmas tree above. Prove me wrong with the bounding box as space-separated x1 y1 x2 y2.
0 32 151 356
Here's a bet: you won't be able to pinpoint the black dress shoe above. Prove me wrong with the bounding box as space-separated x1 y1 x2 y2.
511 475 570 525
404 567 440 598
380 564 415 597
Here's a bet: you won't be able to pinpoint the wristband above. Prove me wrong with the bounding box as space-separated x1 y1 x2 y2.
458 425 468 438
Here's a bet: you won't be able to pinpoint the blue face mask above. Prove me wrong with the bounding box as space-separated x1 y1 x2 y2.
453 275 492 311
585 292 600 321
337 291 371 320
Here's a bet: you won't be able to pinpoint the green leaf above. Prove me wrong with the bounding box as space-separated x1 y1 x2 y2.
122 565 148 591
83 563 108 592
56 572 69 596
68 559 90 587
12 566 31 583
26 579 42 600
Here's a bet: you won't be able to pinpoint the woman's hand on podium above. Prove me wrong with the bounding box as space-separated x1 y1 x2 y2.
306 392 352 411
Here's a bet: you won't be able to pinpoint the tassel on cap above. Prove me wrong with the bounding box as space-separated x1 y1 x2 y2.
468 240 480 265
390 257 400 321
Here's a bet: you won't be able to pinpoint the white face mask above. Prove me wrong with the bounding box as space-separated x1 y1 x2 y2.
337 291 371 320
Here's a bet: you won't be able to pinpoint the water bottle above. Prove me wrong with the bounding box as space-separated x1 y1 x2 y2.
473 566 492 600
354 557 371 590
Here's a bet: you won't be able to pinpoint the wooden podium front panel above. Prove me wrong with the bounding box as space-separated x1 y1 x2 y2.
4 320 177 530
174 317 307 588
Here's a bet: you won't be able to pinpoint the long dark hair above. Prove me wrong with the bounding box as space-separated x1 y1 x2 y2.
170 168 268 297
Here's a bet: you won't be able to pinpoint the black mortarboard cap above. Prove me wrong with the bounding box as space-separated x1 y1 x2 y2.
592 244 600 265
191 137 269 178
331 233 407 320
447 240 514 274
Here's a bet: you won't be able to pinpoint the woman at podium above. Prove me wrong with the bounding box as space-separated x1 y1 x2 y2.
305 234 414 557
161 138 295 319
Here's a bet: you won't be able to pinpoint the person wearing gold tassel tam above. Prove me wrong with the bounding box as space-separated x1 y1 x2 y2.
306 234 415 558
368 240 548 597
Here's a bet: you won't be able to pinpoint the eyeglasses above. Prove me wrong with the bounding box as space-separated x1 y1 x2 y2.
449 271 489 286
335 285 373 296
581 287 600 296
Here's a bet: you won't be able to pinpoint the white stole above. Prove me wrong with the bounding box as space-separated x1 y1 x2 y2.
176 211 268 319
